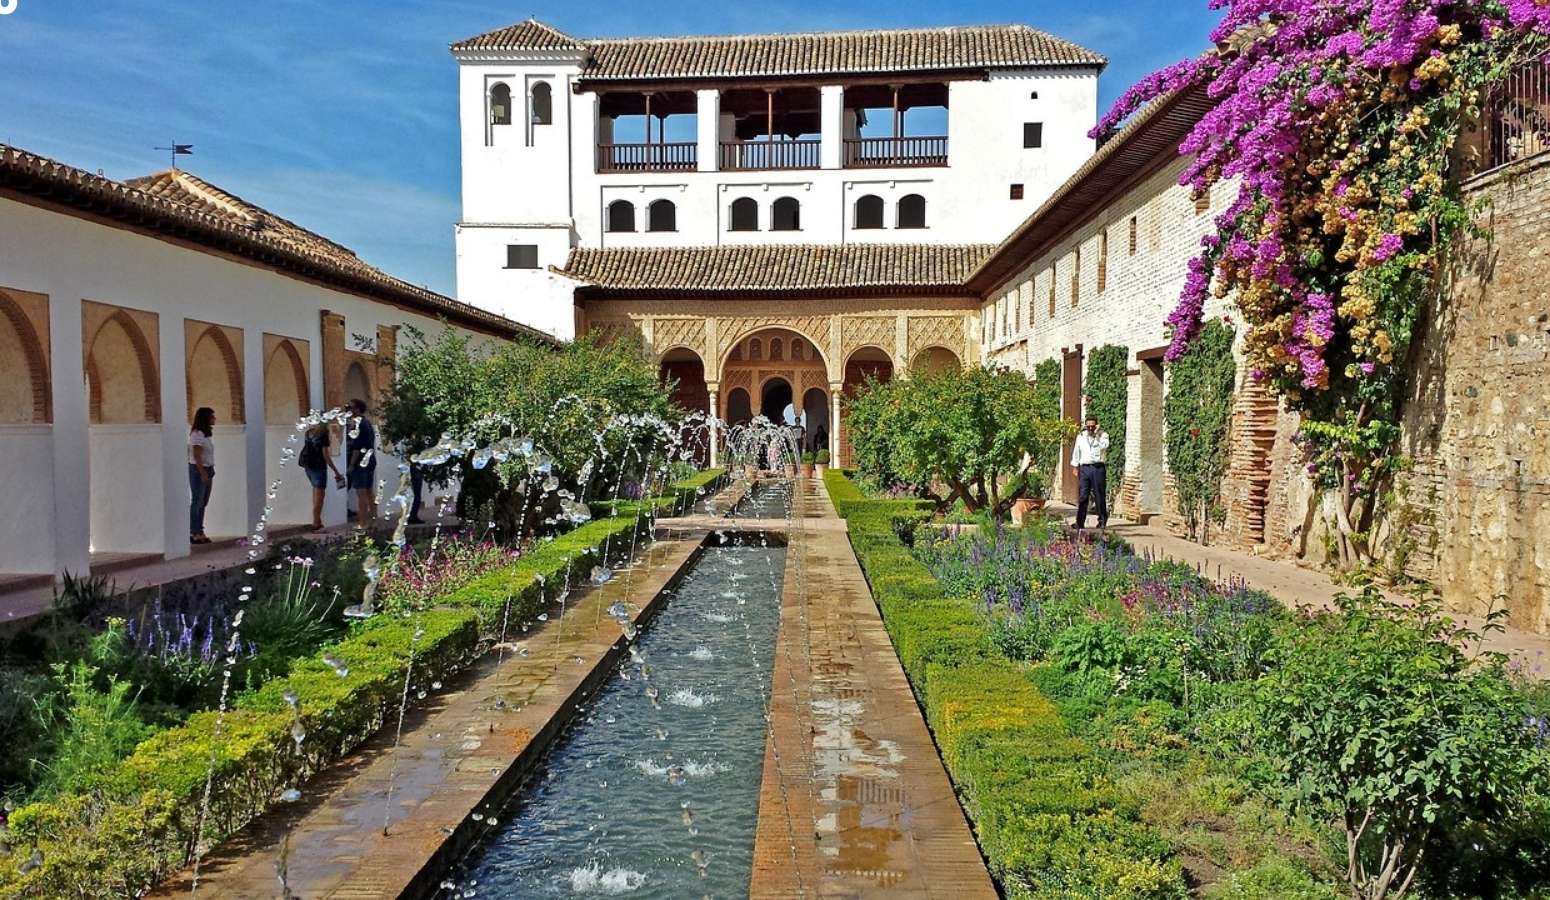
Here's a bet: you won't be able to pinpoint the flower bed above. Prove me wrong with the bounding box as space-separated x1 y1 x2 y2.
0 470 724 899
830 471 1550 899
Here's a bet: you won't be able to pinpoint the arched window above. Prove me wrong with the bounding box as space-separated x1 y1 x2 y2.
490 83 512 126
791 339 804 360
749 338 763 360
530 82 553 125
729 197 759 232
772 197 800 231
854 194 884 230
607 200 636 233
769 337 784 361
898 194 927 229
647 199 677 232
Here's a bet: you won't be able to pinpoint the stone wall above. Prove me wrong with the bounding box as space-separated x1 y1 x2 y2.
1236 153 1550 633
1396 154 1550 632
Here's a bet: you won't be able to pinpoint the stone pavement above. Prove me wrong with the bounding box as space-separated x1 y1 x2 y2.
152 520 703 899
1053 504 1550 676
750 479 997 900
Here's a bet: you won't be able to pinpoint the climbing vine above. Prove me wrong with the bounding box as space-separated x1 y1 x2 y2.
1031 358 1064 497
1163 321 1236 543
1096 0 1550 566
1083 344 1130 510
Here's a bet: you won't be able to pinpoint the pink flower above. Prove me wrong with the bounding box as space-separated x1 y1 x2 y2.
1372 233 1404 262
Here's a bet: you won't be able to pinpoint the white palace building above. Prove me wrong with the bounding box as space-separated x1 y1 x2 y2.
450 20 1105 339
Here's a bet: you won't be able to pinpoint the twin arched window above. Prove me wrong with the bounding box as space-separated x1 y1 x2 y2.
531 82 552 125
490 83 513 126
729 197 759 232
607 200 636 233
608 199 677 233
647 199 676 232
853 193 927 230
771 197 800 232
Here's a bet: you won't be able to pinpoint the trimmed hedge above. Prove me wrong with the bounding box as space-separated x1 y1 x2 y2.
0 470 725 899
828 472 1187 899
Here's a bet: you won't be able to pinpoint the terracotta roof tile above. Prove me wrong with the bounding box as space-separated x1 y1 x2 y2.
453 21 1105 80
557 243 993 296
0 146 554 343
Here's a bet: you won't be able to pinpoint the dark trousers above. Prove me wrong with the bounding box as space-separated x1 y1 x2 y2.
410 467 424 520
1076 463 1107 529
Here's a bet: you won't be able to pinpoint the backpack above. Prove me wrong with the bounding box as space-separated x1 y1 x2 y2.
299 433 324 470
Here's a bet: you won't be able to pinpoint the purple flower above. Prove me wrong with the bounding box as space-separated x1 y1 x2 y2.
1372 232 1404 262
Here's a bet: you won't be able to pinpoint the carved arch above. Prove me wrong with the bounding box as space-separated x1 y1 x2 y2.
186 324 245 424
265 338 309 425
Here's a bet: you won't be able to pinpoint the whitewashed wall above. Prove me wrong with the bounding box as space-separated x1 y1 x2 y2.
0 196 500 578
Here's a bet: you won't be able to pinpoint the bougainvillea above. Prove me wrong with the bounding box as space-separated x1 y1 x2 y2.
1098 0 1550 565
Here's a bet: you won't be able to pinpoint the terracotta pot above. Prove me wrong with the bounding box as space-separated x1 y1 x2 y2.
784 464 798 479
800 463 815 478
1010 497 1046 526
815 464 828 477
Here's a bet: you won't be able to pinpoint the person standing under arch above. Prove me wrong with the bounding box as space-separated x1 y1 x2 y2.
188 406 216 544
299 422 345 532
347 398 378 527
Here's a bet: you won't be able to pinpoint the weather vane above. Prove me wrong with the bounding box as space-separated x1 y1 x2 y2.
154 141 194 169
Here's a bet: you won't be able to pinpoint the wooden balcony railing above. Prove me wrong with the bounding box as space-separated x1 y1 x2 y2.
1482 52 1550 172
719 139 821 171
843 136 949 168
597 142 697 173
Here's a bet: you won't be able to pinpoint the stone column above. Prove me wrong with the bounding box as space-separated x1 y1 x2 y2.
830 383 842 466
706 383 720 468
159 315 188 559
696 89 720 172
819 85 844 169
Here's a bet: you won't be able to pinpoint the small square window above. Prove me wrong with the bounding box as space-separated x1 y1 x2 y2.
1010 183 1025 200
1029 91 1040 100
505 244 539 269
1023 122 1044 149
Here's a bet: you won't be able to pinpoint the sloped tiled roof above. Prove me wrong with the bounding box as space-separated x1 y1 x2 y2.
557 243 994 298
452 20 1105 80
449 19 586 53
0 146 554 343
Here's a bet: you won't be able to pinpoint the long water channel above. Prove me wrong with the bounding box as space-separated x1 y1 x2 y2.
448 486 790 897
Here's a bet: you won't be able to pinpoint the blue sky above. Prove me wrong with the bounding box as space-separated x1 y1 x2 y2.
0 0 1221 296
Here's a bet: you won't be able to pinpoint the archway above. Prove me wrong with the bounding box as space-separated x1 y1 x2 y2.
344 361 372 413
659 347 710 466
760 377 793 423
0 292 49 424
658 347 709 415
726 388 752 425
910 345 960 376
187 325 244 424
87 312 158 424
264 339 308 427
85 309 164 556
802 388 829 453
840 346 894 468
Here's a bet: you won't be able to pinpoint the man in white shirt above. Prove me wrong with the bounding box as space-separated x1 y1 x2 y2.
1070 415 1111 530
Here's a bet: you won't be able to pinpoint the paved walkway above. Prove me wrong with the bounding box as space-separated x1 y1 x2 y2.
1052 504 1550 675
152 521 701 899
750 479 996 900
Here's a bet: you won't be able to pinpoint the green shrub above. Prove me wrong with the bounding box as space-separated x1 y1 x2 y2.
823 470 1186 898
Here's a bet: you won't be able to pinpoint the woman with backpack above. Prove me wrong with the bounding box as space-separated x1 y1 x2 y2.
300 422 344 532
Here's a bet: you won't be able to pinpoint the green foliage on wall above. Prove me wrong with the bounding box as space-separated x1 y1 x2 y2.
1163 320 1236 542
1082 345 1129 510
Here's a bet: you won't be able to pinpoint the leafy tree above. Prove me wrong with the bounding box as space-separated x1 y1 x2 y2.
1031 357 1064 497
1233 590 1550 900
847 366 1071 518
1163 320 1235 542
381 327 676 539
1083 344 1129 510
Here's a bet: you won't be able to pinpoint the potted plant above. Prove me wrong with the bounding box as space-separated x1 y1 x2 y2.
799 451 816 479
1010 477 1049 525
814 449 830 476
